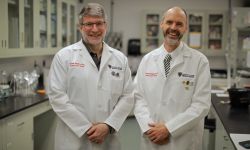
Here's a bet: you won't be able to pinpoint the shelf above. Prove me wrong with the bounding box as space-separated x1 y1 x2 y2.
209 38 222 40
8 0 16 5
201 50 226 57
40 11 47 15
189 23 202 25
24 4 31 8
40 31 47 35
0 48 60 58
209 23 223 26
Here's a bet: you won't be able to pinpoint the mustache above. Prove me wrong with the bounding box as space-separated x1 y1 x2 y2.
88 32 102 36
166 29 181 37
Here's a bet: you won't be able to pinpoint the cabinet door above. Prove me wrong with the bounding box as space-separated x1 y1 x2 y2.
0 120 4 150
207 12 227 52
187 10 227 56
231 7 250 75
213 108 235 150
141 11 162 54
24 0 34 48
187 12 205 50
69 4 76 44
61 1 67 47
39 0 60 48
0 0 35 55
0 0 8 49
38 0 48 48
5 0 34 49
7 0 21 49
50 0 58 48
0 0 77 58
4 111 33 150
61 0 77 47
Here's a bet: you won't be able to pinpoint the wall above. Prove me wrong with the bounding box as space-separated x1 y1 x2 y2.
80 0 244 70
0 56 53 82
81 0 243 53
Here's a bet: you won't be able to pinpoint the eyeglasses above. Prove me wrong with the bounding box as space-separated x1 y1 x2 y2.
81 21 106 29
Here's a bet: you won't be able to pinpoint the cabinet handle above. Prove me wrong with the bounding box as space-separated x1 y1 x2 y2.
224 136 229 141
1 40 3 48
223 135 229 141
21 32 24 42
17 122 25 127
5 40 6 48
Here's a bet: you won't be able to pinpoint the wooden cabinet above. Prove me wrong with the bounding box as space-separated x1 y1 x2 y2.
0 101 53 150
0 0 77 58
186 10 228 56
141 11 163 54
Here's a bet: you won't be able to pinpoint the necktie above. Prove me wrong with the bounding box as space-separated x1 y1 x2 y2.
164 54 172 77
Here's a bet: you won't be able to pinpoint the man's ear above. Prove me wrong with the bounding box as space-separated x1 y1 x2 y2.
78 24 82 31
159 21 163 30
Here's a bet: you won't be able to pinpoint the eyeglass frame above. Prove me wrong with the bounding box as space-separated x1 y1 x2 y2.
80 21 106 29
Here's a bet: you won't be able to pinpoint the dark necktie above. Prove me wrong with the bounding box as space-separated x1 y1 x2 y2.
164 54 172 77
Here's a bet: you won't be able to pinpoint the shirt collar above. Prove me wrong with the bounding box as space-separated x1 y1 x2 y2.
160 42 183 60
82 39 103 56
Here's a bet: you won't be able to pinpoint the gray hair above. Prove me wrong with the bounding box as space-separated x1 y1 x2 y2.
78 3 108 25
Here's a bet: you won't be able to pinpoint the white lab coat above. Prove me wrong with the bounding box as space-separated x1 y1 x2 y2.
47 40 134 150
134 42 211 150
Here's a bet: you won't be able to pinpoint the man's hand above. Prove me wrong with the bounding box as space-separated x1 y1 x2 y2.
87 123 109 144
145 123 170 145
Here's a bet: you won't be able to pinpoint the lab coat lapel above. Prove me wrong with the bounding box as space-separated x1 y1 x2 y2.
172 53 184 69
172 43 191 69
155 52 166 78
77 41 98 68
99 43 112 73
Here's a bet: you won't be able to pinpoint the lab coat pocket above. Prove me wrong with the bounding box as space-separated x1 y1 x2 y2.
109 69 124 93
110 78 123 101
180 78 195 97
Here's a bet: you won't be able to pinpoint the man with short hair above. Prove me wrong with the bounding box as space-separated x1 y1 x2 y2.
48 3 134 150
134 6 211 150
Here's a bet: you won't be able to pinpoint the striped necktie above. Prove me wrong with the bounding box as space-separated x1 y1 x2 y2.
164 54 172 77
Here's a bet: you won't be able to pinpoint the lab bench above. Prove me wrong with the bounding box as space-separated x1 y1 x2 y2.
211 94 250 150
0 95 56 150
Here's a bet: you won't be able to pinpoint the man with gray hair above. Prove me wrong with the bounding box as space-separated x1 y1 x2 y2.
48 3 134 150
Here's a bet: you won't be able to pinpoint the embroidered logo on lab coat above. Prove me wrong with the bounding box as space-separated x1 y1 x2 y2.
145 72 158 77
108 64 122 78
108 64 122 70
178 72 195 78
69 62 85 68
178 72 195 90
